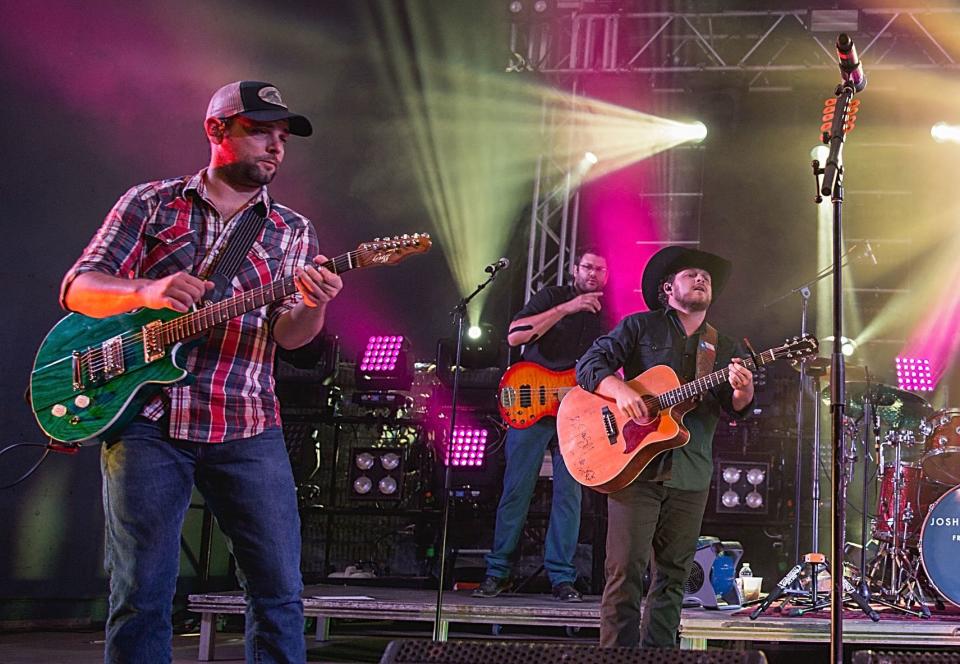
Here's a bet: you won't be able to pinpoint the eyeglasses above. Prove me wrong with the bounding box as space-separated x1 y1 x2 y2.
577 263 607 275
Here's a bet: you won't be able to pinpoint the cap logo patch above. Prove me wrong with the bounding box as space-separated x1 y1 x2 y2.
258 86 286 108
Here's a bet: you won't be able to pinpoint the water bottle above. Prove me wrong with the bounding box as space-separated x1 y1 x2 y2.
739 562 753 578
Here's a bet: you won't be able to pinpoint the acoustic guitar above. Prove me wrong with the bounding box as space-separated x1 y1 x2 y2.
556 334 818 493
30 234 431 443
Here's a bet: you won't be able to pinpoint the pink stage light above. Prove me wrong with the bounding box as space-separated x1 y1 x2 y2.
355 334 411 391
895 356 935 392
445 426 488 467
359 335 405 372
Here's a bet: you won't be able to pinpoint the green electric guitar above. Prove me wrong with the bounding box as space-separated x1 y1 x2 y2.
30 233 431 443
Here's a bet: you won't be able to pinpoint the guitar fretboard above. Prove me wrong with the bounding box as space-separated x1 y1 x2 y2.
158 252 358 344
653 349 775 410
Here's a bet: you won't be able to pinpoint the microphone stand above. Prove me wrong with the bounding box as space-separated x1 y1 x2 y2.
432 263 505 641
820 77 857 664
764 245 872 570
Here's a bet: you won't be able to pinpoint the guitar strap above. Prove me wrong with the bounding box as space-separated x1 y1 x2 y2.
696 323 719 380
201 205 267 302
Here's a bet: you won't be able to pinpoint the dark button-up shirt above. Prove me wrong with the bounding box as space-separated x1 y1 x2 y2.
515 284 610 370
576 308 752 491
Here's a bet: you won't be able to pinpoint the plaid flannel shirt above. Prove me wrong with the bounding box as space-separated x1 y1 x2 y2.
61 169 319 442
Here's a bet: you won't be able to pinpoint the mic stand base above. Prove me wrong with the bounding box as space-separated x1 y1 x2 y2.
751 554 879 622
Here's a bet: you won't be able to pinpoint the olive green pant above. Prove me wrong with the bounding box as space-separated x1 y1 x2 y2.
599 481 710 648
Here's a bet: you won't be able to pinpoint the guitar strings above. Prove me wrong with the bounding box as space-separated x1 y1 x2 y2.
79 248 382 376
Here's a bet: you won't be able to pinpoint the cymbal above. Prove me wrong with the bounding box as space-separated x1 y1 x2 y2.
792 357 867 382
820 381 932 430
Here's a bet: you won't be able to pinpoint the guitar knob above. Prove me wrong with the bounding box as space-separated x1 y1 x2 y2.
51 404 67 418
75 395 91 408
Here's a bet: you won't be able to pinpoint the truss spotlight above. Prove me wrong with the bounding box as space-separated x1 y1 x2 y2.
508 0 524 13
533 0 547 12
824 335 857 357
583 151 599 165
668 121 708 144
931 122 960 144
467 325 483 340
896 356 935 392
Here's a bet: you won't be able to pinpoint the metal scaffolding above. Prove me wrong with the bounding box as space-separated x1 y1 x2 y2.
508 7 960 88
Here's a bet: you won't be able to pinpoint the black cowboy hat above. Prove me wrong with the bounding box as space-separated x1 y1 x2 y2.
641 246 732 310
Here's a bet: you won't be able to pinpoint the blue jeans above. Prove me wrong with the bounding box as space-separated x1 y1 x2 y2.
101 418 305 664
484 418 582 586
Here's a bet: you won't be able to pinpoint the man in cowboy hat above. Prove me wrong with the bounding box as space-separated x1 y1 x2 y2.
576 246 754 649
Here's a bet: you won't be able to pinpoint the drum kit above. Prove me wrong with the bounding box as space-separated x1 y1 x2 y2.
818 373 960 613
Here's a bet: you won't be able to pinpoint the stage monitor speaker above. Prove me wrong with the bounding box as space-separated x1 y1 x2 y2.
379 640 768 664
852 651 960 663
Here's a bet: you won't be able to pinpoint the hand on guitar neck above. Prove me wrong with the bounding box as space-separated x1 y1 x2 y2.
597 358 754 424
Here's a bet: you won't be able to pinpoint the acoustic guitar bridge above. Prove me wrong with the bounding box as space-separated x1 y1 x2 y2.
601 406 619 445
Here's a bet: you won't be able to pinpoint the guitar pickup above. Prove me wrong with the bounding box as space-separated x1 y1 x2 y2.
142 320 166 363
82 335 126 386
601 406 619 445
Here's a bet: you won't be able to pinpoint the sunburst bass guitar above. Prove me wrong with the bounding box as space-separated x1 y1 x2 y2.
497 361 578 429
30 234 431 444
556 334 818 494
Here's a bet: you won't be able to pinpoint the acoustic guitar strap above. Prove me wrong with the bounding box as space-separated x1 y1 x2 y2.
696 323 719 380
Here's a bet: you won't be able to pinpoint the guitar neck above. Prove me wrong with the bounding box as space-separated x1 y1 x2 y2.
159 252 358 344
657 349 775 409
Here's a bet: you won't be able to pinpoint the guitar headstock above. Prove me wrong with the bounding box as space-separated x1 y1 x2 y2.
774 333 819 361
356 233 432 268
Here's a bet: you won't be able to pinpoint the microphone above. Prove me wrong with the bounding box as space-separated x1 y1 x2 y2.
485 257 510 274
836 33 867 93
863 241 877 265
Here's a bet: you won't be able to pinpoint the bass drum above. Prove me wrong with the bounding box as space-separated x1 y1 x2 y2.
920 485 960 607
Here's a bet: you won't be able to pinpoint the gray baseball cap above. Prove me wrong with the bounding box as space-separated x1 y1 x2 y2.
205 80 312 137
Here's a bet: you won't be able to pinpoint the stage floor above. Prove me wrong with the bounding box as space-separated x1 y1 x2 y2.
188 584 960 661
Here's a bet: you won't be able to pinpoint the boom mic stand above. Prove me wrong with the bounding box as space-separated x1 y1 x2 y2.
760 245 876 618
432 260 507 641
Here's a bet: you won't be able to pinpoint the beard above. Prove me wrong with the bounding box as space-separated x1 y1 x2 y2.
675 290 711 312
221 159 277 188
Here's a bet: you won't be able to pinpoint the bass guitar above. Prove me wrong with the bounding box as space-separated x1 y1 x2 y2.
556 334 818 493
30 234 431 443
498 361 577 429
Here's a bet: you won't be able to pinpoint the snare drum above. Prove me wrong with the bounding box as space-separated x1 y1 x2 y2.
920 485 960 607
922 408 960 485
873 462 942 546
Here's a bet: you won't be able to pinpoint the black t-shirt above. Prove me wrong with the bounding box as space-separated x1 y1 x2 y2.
514 284 611 371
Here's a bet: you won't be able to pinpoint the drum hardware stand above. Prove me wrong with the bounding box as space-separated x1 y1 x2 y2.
750 368 876 622
856 385 879 602
865 430 933 618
